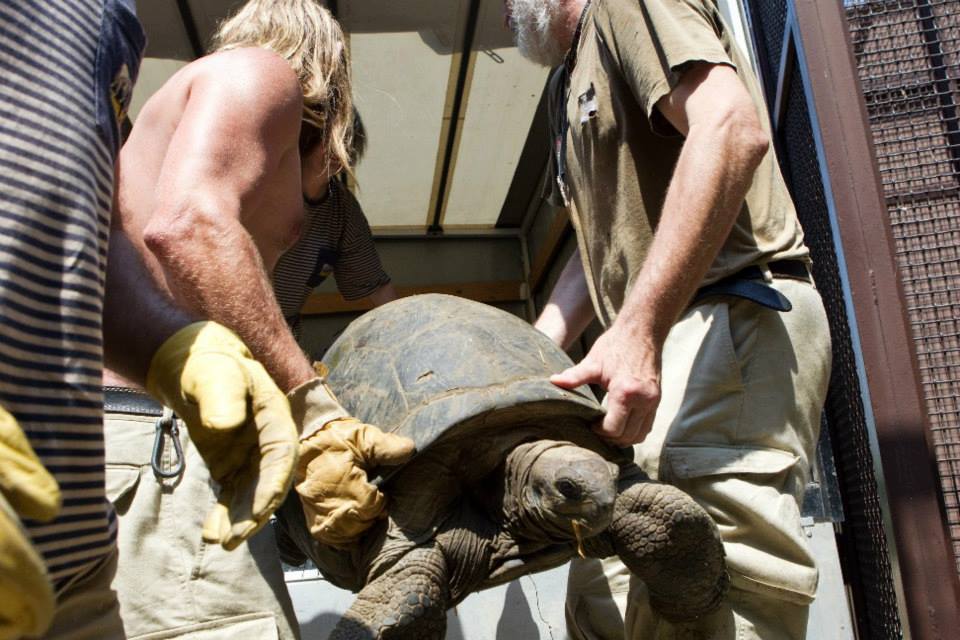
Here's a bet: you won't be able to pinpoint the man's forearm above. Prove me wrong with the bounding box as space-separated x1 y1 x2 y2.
534 248 596 350
616 119 768 345
144 212 315 393
103 228 195 385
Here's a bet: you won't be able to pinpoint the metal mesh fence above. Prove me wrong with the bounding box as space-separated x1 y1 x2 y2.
779 64 904 640
846 0 960 575
753 0 789 106
745 1 905 636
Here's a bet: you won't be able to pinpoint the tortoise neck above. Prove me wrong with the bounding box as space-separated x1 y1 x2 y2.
502 440 583 542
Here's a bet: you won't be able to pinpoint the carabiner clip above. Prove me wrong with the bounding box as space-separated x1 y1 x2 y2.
151 408 185 479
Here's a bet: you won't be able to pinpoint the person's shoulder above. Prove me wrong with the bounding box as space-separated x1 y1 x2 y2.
592 0 702 18
198 48 294 79
332 180 368 219
190 48 301 119
598 0 716 20
588 0 636 42
592 0 719 46
591 0 627 20
591 0 655 24
330 179 358 204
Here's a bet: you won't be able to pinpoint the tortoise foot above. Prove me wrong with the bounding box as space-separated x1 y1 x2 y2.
330 544 449 640
609 478 728 622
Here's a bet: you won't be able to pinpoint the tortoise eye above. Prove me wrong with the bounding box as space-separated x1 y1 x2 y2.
556 478 582 500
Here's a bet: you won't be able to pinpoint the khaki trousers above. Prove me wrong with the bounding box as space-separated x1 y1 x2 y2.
567 276 831 640
104 411 299 639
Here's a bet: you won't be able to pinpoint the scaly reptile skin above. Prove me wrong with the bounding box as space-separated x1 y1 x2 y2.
604 479 729 622
329 544 449 640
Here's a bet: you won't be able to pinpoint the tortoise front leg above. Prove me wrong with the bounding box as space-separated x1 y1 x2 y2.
330 544 449 640
584 474 728 622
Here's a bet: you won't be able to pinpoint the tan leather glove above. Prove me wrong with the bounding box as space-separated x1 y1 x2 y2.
0 405 59 639
288 376 415 547
146 322 298 550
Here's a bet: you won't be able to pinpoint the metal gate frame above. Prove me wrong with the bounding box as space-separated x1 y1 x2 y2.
743 0 960 637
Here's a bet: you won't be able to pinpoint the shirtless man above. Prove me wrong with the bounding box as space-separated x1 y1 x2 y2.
103 1 413 636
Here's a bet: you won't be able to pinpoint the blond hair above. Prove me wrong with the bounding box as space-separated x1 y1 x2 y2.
211 0 354 177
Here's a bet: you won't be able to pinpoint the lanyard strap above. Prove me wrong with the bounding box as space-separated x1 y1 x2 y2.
553 1 592 206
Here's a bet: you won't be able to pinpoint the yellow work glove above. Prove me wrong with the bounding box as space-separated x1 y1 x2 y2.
146 322 298 550
0 405 59 639
288 376 415 547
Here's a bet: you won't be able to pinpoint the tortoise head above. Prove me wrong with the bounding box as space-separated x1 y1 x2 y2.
505 440 619 542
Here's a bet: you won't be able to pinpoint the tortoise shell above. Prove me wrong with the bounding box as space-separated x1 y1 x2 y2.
322 294 605 473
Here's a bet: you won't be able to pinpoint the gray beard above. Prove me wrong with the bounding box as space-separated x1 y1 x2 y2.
510 0 568 67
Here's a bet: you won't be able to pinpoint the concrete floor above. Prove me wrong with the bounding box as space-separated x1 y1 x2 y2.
287 523 856 640
288 566 566 640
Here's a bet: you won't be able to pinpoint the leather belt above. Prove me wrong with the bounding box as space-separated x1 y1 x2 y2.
104 386 164 416
760 259 812 282
692 260 812 312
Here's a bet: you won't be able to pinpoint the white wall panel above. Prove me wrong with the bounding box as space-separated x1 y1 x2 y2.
349 30 450 228
343 0 467 229
442 0 547 228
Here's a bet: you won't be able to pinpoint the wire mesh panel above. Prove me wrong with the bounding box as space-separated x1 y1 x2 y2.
778 66 904 640
846 0 960 575
744 1 906 636
753 0 789 106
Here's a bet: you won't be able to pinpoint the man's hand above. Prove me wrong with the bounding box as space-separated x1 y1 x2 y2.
146 321 299 551
288 377 415 547
0 405 59 638
550 324 662 446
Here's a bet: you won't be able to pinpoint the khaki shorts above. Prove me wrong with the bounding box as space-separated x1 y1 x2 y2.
567 276 832 640
104 410 299 640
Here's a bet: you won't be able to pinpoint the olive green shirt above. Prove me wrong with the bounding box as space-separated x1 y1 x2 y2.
550 0 809 328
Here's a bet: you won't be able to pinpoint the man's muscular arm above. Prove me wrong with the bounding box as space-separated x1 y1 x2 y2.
551 63 769 445
119 49 412 548
140 50 315 392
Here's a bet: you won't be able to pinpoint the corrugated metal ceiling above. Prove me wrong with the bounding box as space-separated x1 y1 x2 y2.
130 0 548 233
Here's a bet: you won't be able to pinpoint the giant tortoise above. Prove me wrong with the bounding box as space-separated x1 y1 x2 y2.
277 294 728 639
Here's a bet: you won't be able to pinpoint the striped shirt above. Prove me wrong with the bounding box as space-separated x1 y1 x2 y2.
273 180 390 335
0 0 143 585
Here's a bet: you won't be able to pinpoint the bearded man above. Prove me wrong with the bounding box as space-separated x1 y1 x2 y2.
507 1 832 638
